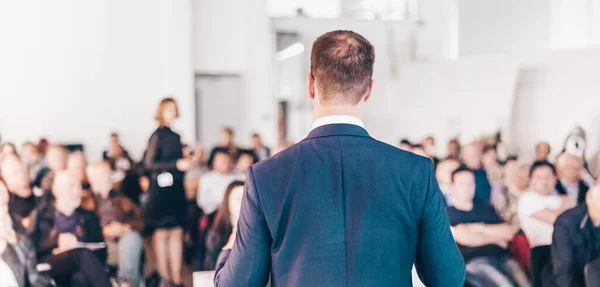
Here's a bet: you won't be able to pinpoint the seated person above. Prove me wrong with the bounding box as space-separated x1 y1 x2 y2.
447 166 530 287
197 148 245 218
493 159 530 229
235 150 258 174
435 158 460 205
0 180 55 287
203 181 244 270
551 186 600 287
462 144 492 202
0 154 38 231
555 154 589 204
87 161 143 286
196 149 245 270
67 151 96 211
518 161 575 248
31 171 111 287
34 145 68 191
21 141 47 183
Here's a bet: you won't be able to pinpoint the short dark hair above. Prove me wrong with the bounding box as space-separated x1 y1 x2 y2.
310 30 375 105
213 147 232 159
530 160 556 177
400 139 411 145
222 127 234 136
451 165 474 183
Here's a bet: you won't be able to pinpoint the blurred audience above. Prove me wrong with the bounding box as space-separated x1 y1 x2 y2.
550 186 600 287
252 133 270 161
236 149 258 174
462 144 492 202
436 158 461 205
34 145 68 191
0 154 37 231
482 146 503 185
0 180 55 287
88 161 143 286
207 127 240 169
555 153 589 204
447 138 461 160
398 139 412 151
195 148 244 270
203 181 244 270
535 142 552 162
447 166 529 287
20 142 46 182
32 171 110 287
493 159 530 228
518 161 575 248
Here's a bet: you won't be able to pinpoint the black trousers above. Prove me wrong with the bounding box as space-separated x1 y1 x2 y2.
42 248 111 287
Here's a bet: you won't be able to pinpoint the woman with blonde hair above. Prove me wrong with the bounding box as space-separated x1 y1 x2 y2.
144 98 192 286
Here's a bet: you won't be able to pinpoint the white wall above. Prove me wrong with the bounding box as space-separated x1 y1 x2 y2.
458 0 551 57
193 0 276 148
0 0 194 161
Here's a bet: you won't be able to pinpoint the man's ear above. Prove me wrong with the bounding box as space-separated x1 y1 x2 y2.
363 79 374 103
308 73 315 100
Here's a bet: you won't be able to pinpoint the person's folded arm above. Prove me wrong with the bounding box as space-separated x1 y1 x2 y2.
214 166 272 287
551 221 576 287
532 208 563 225
453 224 504 247
481 223 518 242
415 162 466 287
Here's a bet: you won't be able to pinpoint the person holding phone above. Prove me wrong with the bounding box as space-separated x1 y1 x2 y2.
143 98 192 287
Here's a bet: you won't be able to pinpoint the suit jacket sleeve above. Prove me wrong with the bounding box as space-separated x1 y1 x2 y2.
214 166 272 287
551 221 575 287
414 162 466 287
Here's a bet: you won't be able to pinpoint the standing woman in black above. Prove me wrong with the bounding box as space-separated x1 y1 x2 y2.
144 98 191 286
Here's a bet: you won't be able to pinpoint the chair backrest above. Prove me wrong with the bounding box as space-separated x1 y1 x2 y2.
585 256 600 287
530 245 552 287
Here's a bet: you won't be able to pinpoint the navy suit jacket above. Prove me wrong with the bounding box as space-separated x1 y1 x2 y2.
214 124 466 286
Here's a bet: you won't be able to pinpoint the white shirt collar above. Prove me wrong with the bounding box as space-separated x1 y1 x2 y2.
311 115 365 131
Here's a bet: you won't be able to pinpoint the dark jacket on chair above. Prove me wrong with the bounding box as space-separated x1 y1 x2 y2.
1 235 55 287
214 124 466 287
555 180 589 204
30 205 107 264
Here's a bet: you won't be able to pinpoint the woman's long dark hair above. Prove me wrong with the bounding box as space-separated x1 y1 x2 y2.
210 181 245 234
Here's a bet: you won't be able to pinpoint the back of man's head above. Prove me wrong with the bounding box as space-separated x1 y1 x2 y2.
310 30 375 105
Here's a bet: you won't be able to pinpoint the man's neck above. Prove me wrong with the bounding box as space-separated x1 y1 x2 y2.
313 103 363 122
55 204 76 216
453 200 474 212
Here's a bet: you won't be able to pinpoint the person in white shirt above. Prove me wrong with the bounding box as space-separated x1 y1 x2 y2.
518 161 576 248
197 149 246 215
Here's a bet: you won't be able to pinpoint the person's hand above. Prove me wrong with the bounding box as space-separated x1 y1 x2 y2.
176 158 192 171
494 238 510 249
57 233 78 252
222 227 237 250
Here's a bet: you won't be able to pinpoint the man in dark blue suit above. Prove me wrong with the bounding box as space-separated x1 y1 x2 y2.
214 30 466 287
